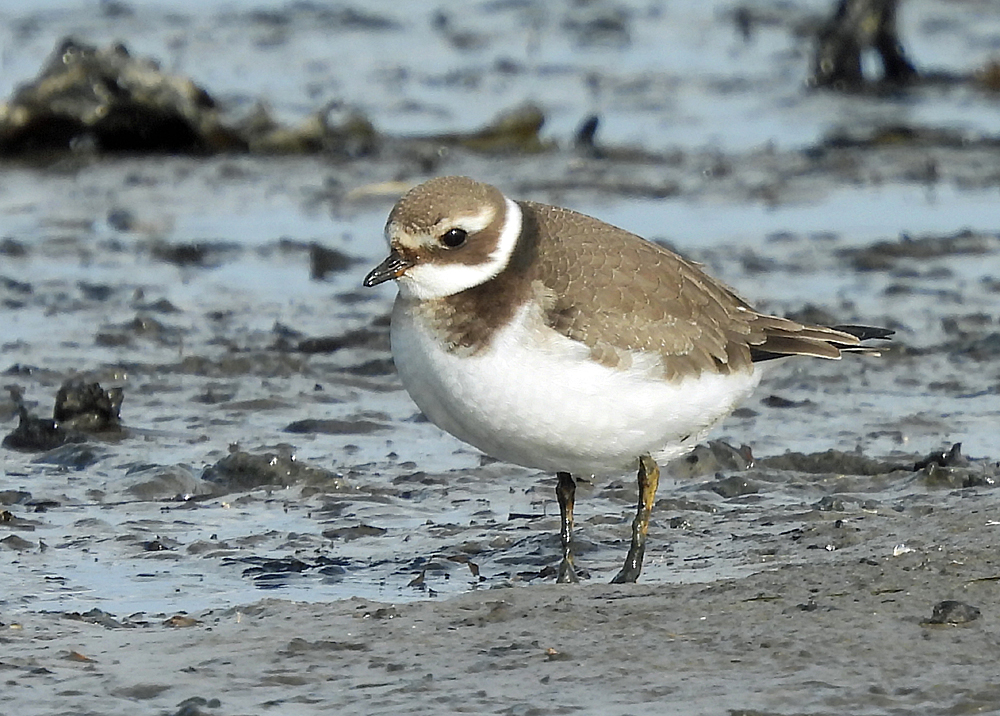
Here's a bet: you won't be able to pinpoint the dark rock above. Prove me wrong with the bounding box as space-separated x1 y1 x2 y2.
0 37 243 155
3 406 78 452
708 474 760 498
201 448 350 493
54 380 123 433
922 600 981 626
2 379 120 452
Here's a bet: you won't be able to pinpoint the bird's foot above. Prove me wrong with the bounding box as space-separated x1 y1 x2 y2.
610 547 643 584
557 557 579 584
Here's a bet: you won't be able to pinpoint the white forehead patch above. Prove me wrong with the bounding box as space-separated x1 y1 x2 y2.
451 204 495 234
397 197 523 300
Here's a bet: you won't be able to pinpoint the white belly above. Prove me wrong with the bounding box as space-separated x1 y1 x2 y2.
391 298 761 475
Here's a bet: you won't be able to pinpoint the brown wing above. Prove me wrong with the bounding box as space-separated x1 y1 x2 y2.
524 202 872 380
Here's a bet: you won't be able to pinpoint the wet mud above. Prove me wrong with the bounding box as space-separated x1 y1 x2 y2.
3 1 1000 714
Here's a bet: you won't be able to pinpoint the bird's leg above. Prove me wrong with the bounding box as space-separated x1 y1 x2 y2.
611 454 661 584
555 471 579 583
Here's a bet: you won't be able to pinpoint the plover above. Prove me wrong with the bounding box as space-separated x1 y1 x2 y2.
364 176 890 584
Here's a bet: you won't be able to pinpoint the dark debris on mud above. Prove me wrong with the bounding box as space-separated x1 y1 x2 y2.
195 441 1000 593
3 380 123 452
201 446 351 494
840 230 1000 272
0 37 547 160
1 7 1000 206
3 361 998 594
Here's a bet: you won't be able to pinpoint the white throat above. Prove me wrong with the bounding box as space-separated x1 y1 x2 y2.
397 198 523 300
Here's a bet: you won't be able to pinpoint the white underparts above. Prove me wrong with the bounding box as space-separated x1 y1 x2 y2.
391 297 762 475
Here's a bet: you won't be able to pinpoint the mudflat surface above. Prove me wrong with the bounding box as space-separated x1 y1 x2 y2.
2 2 1000 715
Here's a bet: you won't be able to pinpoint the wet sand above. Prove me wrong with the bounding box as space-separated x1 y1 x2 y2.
6 499 1000 715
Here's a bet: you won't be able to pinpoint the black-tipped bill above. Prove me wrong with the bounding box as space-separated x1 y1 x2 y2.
364 250 413 287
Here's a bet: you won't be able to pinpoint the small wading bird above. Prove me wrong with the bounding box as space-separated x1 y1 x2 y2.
365 176 890 583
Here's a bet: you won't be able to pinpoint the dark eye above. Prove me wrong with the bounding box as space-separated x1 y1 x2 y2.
441 228 467 248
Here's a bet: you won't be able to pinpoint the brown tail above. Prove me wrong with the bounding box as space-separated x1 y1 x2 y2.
749 315 893 363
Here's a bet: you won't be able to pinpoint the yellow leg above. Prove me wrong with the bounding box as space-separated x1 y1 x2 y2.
555 472 579 583
611 454 661 584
